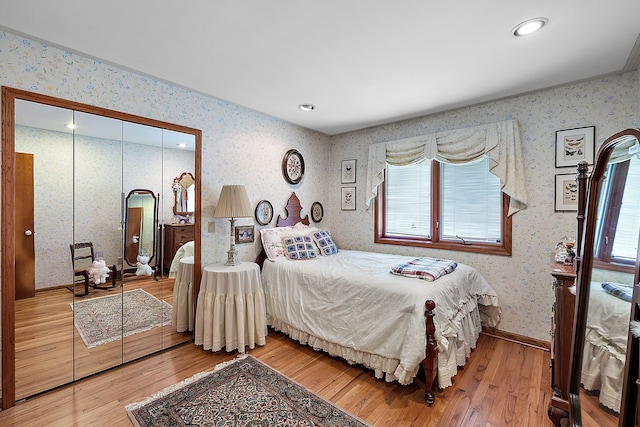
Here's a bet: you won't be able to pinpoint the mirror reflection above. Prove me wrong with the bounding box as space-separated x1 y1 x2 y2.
571 132 640 426
124 190 158 273
8 94 198 402
173 172 195 217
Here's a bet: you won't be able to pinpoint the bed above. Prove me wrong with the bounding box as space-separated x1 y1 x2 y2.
257 192 501 404
580 281 633 412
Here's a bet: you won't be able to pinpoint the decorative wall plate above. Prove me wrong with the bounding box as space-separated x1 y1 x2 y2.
282 149 305 184
311 202 324 222
255 200 274 225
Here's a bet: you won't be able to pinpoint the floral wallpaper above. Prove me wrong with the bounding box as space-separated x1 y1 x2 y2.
1 28 639 341
328 71 639 341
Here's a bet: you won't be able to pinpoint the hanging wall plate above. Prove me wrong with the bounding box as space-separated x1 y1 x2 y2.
255 200 274 226
282 149 305 184
311 202 324 223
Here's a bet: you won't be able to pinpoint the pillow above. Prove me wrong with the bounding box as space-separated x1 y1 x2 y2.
281 235 318 260
260 225 320 261
309 230 338 256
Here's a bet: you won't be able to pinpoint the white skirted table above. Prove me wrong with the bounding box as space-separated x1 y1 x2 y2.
172 256 194 332
195 262 267 353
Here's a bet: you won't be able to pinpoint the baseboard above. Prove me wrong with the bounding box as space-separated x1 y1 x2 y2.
481 327 550 351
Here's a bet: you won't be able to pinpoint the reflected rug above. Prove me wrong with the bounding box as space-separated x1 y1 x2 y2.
125 355 370 427
71 289 172 348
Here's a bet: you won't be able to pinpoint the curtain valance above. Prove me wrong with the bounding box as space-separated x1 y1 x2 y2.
366 119 528 216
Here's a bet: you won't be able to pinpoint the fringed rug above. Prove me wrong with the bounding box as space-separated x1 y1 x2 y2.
125 355 371 427
71 288 172 348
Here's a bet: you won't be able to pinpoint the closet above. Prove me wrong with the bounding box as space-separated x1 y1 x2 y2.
564 128 640 426
1 87 202 409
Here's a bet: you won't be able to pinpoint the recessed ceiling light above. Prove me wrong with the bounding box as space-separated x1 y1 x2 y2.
66 123 75 130
298 104 315 111
177 143 187 148
512 17 548 37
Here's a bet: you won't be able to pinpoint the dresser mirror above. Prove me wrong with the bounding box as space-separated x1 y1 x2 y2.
1 87 202 409
173 171 195 216
569 128 640 426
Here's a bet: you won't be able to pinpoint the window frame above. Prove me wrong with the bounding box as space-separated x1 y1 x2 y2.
375 161 512 256
593 160 636 274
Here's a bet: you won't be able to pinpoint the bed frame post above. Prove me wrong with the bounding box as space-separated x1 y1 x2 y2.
422 299 437 405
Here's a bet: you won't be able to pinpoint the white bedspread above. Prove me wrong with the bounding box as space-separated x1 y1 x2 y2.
581 281 632 412
261 250 501 388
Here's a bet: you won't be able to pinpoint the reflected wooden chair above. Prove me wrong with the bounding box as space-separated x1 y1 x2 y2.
69 242 117 296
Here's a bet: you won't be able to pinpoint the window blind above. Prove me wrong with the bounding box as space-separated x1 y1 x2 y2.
440 157 501 242
386 160 431 237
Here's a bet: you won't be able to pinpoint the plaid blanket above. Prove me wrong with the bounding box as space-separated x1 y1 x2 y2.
601 282 632 302
390 257 458 281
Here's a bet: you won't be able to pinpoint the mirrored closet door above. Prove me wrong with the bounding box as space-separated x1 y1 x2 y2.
1 87 202 408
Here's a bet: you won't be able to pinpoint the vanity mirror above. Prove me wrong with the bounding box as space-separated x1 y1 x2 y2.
1 87 202 409
568 128 640 426
173 172 195 217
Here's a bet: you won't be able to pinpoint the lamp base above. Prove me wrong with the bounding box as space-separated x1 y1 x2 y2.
225 247 241 266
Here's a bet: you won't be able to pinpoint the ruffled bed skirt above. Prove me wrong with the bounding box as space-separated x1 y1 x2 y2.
580 329 626 412
268 298 486 389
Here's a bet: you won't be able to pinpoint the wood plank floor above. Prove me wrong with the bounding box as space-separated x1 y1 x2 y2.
0 329 603 427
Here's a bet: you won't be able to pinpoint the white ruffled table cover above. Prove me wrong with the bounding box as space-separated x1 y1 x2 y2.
172 256 194 332
195 262 267 353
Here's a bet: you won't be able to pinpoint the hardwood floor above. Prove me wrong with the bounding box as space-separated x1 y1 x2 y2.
0 329 608 427
12 276 192 400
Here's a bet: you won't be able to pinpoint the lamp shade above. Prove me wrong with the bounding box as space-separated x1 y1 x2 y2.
213 185 253 218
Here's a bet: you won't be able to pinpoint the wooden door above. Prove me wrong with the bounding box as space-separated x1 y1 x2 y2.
15 152 35 299
125 207 143 265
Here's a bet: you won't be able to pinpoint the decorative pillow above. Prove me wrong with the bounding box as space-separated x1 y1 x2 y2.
309 230 338 256
259 226 293 261
260 225 320 261
281 235 318 260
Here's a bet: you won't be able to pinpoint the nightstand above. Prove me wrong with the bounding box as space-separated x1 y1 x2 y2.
194 262 267 353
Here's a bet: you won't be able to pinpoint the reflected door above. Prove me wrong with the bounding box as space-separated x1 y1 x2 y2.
15 152 35 299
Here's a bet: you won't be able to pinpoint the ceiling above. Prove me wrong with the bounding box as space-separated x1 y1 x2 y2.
1 1 639 135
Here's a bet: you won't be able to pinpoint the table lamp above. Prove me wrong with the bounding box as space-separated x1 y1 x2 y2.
213 185 253 266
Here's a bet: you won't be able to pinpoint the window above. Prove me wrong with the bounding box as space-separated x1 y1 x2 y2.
376 156 511 255
594 157 640 271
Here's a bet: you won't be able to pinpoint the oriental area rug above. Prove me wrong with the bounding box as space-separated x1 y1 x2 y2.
125 355 371 427
71 288 172 348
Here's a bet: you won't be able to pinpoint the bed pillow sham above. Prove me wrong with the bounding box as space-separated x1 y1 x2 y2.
309 230 338 256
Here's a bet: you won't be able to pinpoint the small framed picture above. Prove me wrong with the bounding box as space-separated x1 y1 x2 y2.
555 126 595 167
341 187 356 211
235 225 255 244
554 174 578 212
341 159 357 184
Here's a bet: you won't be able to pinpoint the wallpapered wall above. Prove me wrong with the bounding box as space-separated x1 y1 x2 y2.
0 29 638 341
15 125 194 289
0 29 331 274
327 71 639 341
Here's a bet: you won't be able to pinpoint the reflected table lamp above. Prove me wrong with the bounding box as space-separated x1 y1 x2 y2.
213 185 253 266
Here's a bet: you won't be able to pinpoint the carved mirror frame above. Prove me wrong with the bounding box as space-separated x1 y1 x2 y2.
568 128 640 426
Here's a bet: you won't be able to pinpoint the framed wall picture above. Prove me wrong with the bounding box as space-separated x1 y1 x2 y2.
341 187 356 211
554 173 578 211
235 225 255 244
341 159 357 183
555 126 595 167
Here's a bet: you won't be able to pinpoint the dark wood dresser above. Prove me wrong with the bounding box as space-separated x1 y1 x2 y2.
548 255 577 426
163 223 195 271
